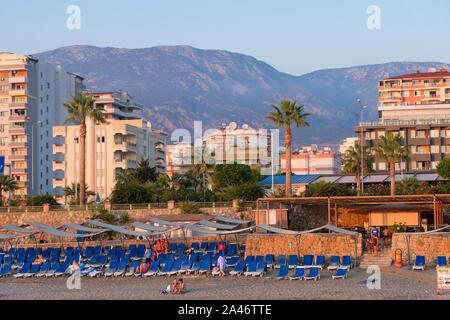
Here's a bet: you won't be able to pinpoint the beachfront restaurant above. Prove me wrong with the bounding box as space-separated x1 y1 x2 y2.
255 194 449 232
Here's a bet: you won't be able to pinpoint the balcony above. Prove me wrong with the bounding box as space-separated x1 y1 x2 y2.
11 167 26 174
54 170 65 180
8 115 26 122
54 153 65 163
8 128 25 135
410 154 431 162
9 89 28 96
9 154 26 161
9 141 27 148
409 137 431 145
53 161 65 170
9 77 27 84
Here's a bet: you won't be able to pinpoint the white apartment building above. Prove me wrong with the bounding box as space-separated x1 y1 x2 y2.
53 117 167 203
281 145 341 175
202 122 274 172
166 142 194 177
0 53 83 197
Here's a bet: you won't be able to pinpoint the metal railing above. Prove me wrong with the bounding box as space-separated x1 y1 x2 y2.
0 201 256 213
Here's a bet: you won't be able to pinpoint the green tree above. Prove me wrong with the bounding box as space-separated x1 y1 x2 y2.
396 177 422 195
342 143 374 196
303 181 356 197
125 158 158 184
266 99 311 196
0 174 19 206
63 92 106 205
26 194 58 206
373 132 410 195
63 183 95 204
436 157 450 179
110 182 151 204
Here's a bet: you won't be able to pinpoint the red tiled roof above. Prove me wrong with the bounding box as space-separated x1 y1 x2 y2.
385 69 449 80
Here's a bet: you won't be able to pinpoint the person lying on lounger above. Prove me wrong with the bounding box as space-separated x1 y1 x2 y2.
136 262 149 273
33 255 45 265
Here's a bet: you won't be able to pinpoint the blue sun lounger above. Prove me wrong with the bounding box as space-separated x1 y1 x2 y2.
265 254 275 268
288 255 298 269
142 261 160 277
190 242 199 251
229 262 246 276
35 261 50 278
179 260 193 274
175 243 186 256
207 242 217 252
276 265 289 280
332 267 348 279
82 246 94 262
23 263 41 278
104 262 119 277
113 261 128 277
240 244 246 255
0 264 12 278
252 262 267 277
187 261 202 274
243 255 254 265
93 255 107 268
313 256 325 270
44 263 60 277
226 243 237 258
125 261 140 277
167 259 183 276
169 243 177 253
327 256 340 270
226 256 239 267
300 255 314 268
341 256 353 269
136 244 146 260
289 267 305 280
199 242 208 251
54 263 69 277
157 260 174 276
304 267 320 281
412 255 425 270
14 262 32 278
243 262 257 277
275 255 287 269
437 256 447 268
254 255 264 265
198 259 212 274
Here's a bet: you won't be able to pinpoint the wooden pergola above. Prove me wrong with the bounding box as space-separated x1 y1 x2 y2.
256 194 450 230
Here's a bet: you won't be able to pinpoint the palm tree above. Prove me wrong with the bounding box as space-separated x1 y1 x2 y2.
63 92 106 205
342 144 374 196
0 174 19 205
266 99 311 196
397 176 421 195
373 132 410 195
63 183 95 204
193 146 215 197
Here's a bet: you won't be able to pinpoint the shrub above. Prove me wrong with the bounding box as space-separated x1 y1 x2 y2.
180 201 201 214
26 194 58 206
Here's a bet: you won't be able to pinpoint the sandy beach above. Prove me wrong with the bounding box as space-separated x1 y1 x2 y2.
0 267 448 300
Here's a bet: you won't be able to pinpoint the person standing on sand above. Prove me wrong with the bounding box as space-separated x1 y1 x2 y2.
372 235 379 257
217 255 227 277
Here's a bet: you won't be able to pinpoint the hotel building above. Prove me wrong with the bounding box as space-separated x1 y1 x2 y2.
280 145 341 175
356 68 450 172
0 53 83 197
202 122 274 172
165 143 194 178
53 92 166 203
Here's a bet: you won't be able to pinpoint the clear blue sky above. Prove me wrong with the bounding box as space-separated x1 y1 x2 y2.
1 0 449 75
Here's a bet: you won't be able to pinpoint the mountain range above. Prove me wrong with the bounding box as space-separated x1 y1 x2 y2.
33 45 448 148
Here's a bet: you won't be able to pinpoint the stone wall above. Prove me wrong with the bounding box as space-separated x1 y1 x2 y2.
392 233 450 266
245 233 362 258
0 207 253 229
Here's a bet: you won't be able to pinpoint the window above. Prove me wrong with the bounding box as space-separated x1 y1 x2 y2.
414 91 421 97
431 145 439 153
431 130 440 138
378 162 386 170
402 91 409 97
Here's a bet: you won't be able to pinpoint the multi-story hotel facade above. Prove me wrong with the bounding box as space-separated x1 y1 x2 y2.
280 145 341 175
53 118 167 203
0 53 83 197
202 122 275 173
356 68 450 172
165 143 194 178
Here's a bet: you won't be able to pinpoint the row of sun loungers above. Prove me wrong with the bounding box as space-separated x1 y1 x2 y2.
275 265 348 280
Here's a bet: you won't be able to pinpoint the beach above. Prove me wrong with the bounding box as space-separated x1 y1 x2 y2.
0 267 448 300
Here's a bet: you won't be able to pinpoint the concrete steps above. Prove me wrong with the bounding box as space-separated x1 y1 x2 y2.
359 251 392 268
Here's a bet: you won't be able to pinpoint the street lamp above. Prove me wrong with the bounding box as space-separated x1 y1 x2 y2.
5 163 11 206
27 117 41 194
357 99 367 195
